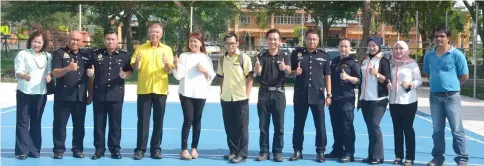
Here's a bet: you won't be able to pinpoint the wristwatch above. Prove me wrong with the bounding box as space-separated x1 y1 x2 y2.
327 94 332 98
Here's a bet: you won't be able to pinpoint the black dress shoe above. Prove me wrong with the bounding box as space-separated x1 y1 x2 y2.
339 154 355 163
91 153 104 160
289 151 303 161
362 157 371 163
224 154 235 160
17 155 27 160
324 152 342 159
73 152 84 158
133 151 144 160
230 156 247 163
150 151 162 159
111 152 122 159
28 153 40 158
316 153 326 163
273 153 283 162
369 159 384 165
256 153 269 161
53 153 63 159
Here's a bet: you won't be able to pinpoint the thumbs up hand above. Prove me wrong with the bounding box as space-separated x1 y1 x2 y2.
87 65 95 77
119 67 126 79
279 58 286 71
24 71 31 81
401 80 410 89
45 73 51 83
68 58 78 72
369 64 379 76
255 57 262 75
340 70 349 81
296 62 302 75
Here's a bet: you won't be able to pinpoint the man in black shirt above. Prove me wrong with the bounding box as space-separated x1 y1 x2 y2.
254 29 291 162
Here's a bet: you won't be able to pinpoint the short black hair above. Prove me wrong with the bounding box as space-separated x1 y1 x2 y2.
304 28 319 38
339 38 351 44
104 28 118 36
224 33 238 42
265 29 281 39
433 24 451 38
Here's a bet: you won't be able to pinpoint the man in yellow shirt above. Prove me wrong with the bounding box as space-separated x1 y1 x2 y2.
216 33 253 163
130 23 174 160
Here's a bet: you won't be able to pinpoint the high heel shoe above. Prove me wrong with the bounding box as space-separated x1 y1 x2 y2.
393 158 403 165
403 160 414 166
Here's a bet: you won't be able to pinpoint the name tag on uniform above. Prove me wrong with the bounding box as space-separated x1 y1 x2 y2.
82 57 89 61
315 58 326 61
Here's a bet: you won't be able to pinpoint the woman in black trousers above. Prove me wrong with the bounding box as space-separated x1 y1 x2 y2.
173 32 216 160
14 31 52 160
358 36 391 165
388 41 422 166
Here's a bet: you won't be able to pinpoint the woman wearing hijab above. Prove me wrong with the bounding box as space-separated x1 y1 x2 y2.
14 30 52 160
358 35 391 165
388 41 422 166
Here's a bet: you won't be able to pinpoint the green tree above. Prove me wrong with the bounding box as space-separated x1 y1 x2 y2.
463 0 484 69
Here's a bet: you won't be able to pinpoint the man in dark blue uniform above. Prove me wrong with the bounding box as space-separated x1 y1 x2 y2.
51 30 93 159
254 29 291 162
289 28 332 163
87 29 133 160
324 38 361 163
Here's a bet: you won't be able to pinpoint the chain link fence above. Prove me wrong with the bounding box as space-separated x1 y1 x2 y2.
1 2 483 98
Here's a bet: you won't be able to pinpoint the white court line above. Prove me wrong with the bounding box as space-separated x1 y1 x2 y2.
0 126 463 140
0 151 482 165
415 114 484 144
0 109 16 114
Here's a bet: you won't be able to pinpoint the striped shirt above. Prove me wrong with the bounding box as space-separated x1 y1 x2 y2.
14 49 52 94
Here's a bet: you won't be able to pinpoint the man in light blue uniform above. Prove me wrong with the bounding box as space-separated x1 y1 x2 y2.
424 25 469 166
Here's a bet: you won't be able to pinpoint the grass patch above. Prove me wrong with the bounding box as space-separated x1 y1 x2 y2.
461 86 484 100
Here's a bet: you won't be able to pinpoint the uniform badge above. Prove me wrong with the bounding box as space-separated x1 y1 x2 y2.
297 52 302 57
97 54 103 61
63 52 69 58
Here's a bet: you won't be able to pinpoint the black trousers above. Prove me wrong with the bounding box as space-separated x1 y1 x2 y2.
93 101 123 154
221 99 249 158
135 94 167 154
360 99 388 160
293 102 327 154
257 90 285 154
15 90 47 156
53 101 87 154
389 102 418 160
328 97 356 156
179 94 206 150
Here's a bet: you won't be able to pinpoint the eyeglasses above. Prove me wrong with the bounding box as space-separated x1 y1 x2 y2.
434 35 447 39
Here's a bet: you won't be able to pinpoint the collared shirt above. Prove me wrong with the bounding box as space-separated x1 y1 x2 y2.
130 41 175 95
14 49 52 95
330 55 361 100
389 62 422 104
290 48 331 105
216 53 253 102
173 52 216 99
51 46 92 102
257 49 291 88
90 48 133 102
423 47 469 92
359 53 387 101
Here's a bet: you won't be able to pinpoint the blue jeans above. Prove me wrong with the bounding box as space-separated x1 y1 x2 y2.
429 92 468 163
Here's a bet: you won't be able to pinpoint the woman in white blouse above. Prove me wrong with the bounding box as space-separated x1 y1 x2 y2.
173 32 216 160
388 41 422 166
14 31 52 160
358 36 391 165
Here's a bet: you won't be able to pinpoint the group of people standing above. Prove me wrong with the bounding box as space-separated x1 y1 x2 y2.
14 23 469 166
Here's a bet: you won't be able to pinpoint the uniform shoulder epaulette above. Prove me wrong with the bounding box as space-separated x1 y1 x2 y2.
316 48 327 53
118 49 127 53
294 47 304 51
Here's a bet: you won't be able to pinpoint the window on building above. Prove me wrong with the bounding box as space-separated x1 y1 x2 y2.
239 15 251 24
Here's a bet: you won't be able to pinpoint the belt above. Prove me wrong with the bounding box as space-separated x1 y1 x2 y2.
431 91 459 97
261 86 284 92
